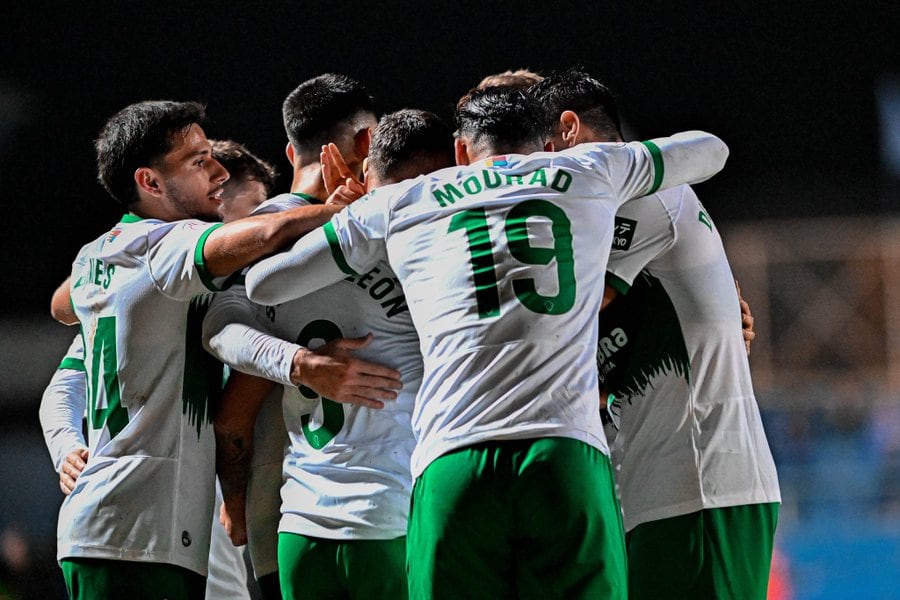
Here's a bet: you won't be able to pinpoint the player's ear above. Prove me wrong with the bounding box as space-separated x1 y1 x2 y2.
362 157 376 192
354 127 372 162
134 167 162 198
454 138 471 166
559 110 580 148
285 142 296 166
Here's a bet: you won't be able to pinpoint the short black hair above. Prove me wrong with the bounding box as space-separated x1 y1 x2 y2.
368 109 454 182
282 73 375 157
95 100 206 206
211 139 277 196
528 67 623 141
455 86 547 153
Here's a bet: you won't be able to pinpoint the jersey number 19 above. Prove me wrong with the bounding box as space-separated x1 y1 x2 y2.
449 200 576 318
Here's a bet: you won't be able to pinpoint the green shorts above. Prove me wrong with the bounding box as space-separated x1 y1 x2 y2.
60 557 206 600
277 532 407 599
626 503 780 600
407 437 627 599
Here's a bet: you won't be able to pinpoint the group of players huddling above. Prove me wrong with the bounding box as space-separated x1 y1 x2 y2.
39 67 780 599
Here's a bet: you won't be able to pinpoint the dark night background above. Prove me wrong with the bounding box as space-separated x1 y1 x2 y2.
2 2 898 317
1 3 899 598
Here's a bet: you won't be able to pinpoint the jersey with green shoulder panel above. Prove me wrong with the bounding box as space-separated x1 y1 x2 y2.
254 193 419 540
246 134 728 478
598 184 780 531
59 214 227 575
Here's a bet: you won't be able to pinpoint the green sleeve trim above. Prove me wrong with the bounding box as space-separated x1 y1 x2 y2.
323 222 359 276
194 223 227 291
606 272 631 295
641 140 664 195
59 357 85 371
292 192 324 205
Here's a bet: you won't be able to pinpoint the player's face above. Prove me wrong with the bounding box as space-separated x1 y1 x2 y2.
218 178 268 223
159 124 229 221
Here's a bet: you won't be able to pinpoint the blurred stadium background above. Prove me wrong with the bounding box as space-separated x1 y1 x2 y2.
1 3 898 598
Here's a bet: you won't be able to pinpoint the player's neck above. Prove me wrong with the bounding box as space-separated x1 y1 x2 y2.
290 162 327 201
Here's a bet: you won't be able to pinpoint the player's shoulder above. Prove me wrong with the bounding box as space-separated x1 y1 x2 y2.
253 192 312 216
559 140 638 167
83 215 214 262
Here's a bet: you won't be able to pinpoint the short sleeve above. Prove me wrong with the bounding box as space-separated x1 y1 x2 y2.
146 220 230 299
605 189 679 292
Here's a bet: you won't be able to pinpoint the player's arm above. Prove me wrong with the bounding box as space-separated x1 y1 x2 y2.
247 225 358 306
50 276 78 325
203 285 401 409
247 185 389 306
201 202 345 278
604 131 729 203
215 371 275 546
203 285 302 385
38 337 89 495
649 131 730 189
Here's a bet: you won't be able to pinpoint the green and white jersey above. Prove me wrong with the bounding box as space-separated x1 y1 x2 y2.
599 185 780 531
247 133 729 478
39 336 87 472
58 214 227 575
255 193 420 540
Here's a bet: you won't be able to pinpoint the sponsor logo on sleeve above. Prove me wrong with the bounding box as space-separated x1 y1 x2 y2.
613 217 637 250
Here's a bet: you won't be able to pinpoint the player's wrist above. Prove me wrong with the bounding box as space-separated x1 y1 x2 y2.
290 347 312 386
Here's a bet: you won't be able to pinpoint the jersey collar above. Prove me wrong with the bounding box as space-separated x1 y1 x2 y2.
120 213 144 223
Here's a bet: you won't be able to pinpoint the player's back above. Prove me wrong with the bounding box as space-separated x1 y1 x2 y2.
62 215 222 574
379 145 644 476
601 185 780 530
254 193 421 539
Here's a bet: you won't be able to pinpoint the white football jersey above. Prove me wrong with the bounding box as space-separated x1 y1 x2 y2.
59 214 227 575
600 185 780 531
254 194 420 540
247 134 728 478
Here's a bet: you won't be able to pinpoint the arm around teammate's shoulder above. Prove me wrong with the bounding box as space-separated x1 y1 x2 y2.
201 202 343 278
649 130 729 191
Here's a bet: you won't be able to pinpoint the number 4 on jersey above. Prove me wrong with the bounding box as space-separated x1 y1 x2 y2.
87 316 129 439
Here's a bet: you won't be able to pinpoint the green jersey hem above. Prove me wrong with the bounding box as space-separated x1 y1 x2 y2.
606 272 631 295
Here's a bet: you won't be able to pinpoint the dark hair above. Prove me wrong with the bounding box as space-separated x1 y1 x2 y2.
528 67 623 141
211 139 277 196
282 73 375 157
476 68 543 91
95 100 206 206
455 86 547 153
368 109 454 182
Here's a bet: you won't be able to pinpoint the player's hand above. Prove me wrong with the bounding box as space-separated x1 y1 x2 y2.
321 143 365 205
326 182 366 208
290 334 403 409
219 500 248 546
736 280 756 355
59 448 89 495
